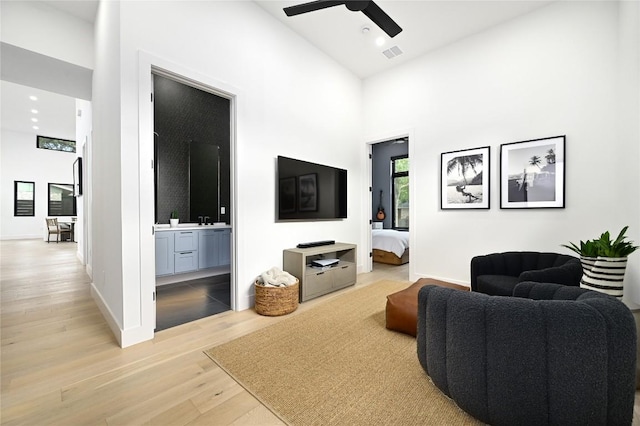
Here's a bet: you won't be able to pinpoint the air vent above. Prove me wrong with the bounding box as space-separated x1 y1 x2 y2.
382 46 403 59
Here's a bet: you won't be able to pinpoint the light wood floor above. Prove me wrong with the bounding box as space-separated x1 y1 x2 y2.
2 240 639 425
0 240 409 425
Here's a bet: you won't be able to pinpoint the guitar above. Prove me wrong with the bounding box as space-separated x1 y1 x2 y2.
376 190 386 220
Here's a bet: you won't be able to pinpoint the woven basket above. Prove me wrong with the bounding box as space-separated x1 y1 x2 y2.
254 280 299 316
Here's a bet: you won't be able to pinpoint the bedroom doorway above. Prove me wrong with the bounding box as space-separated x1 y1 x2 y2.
369 137 410 277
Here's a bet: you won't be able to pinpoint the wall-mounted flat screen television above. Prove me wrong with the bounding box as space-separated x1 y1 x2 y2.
277 156 347 221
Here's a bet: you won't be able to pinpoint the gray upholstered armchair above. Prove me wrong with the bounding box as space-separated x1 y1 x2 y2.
417 282 636 426
470 251 582 295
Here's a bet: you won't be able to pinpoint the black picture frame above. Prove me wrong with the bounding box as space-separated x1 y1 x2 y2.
298 173 317 212
440 146 490 209
500 135 565 209
73 157 83 197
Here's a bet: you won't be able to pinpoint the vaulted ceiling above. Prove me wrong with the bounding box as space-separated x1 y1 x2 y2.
1 0 554 138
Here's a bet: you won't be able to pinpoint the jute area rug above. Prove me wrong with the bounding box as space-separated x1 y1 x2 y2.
205 280 480 425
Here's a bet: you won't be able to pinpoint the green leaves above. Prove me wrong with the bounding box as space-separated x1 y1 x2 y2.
562 226 638 258
170 210 179 219
561 240 599 257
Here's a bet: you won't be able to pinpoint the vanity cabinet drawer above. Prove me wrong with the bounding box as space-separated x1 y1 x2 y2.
174 251 198 273
175 231 198 251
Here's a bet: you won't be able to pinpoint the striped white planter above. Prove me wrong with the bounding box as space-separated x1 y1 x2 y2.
580 256 628 298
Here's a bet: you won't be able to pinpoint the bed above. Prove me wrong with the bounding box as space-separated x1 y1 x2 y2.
372 229 409 265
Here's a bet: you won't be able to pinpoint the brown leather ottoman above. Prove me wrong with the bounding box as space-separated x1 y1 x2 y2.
385 278 469 337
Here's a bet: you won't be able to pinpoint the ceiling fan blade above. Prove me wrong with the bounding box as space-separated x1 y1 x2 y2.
361 1 402 38
284 0 347 17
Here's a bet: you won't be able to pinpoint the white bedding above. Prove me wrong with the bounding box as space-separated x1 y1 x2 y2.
372 229 409 258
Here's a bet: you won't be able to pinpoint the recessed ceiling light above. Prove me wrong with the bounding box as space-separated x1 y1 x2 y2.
31 109 38 114
31 117 38 122
33 126 39 130
29 95 38 101
375 36 385 46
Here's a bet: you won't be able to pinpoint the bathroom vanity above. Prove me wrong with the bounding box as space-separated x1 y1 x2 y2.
155 224 231 277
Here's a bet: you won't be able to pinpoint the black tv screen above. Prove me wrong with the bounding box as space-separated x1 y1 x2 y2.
277 156 347 220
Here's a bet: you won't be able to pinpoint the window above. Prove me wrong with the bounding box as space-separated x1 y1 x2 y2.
48 183 76 216
391 155 409 229
14 181 35 216
37 135 76 153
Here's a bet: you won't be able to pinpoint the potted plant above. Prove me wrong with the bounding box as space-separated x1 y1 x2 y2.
562 226 638 298
169 210 179 228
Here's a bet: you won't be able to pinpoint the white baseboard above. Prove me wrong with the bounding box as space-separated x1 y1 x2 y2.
90 283 155 348
412 274 470 288
90 283 123 347
0 235 41 240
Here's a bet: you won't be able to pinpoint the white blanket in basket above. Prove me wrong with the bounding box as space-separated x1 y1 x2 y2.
258 267 297 287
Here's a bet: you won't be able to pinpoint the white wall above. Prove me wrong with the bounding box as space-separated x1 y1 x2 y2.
617 0 640 303
0 129 77 239
92 1 363 346
363 1 640 303
75 99 92 265
0 0 94 69
91 0 125 342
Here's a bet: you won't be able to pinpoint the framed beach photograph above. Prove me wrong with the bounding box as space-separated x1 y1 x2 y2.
500 135 565 209
441 146 490 209
298 173 317 212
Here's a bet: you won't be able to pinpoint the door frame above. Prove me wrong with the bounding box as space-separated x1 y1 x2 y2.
138 51 239 337
365 129 414 275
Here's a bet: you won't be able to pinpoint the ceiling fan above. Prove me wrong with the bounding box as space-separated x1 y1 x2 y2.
283 1 403 38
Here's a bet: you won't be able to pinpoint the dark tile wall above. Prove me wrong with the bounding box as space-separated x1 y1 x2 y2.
153 74 231 223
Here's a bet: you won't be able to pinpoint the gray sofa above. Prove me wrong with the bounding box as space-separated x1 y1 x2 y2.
470 251 582 295
417 282 636 425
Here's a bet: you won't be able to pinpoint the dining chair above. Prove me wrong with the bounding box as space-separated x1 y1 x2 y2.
46 218 71 243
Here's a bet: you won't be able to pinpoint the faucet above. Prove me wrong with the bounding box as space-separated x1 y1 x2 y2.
198 216 203 225
204 216 210 225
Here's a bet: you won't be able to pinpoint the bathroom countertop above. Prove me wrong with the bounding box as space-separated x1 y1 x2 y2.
155 223 231 232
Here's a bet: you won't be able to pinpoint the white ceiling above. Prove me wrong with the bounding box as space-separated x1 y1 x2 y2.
1 81 76 139
255 1 555 78
1 0 554 140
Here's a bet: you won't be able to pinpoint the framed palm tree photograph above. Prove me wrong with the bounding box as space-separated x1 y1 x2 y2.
441 146 490 209
500 135 565 209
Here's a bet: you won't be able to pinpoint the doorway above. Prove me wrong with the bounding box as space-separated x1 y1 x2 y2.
152 72 234 331
369 137 410 277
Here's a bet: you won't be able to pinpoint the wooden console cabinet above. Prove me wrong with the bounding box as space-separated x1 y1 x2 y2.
283 242 357 302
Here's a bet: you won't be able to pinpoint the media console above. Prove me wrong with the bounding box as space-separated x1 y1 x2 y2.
283 242 357 302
